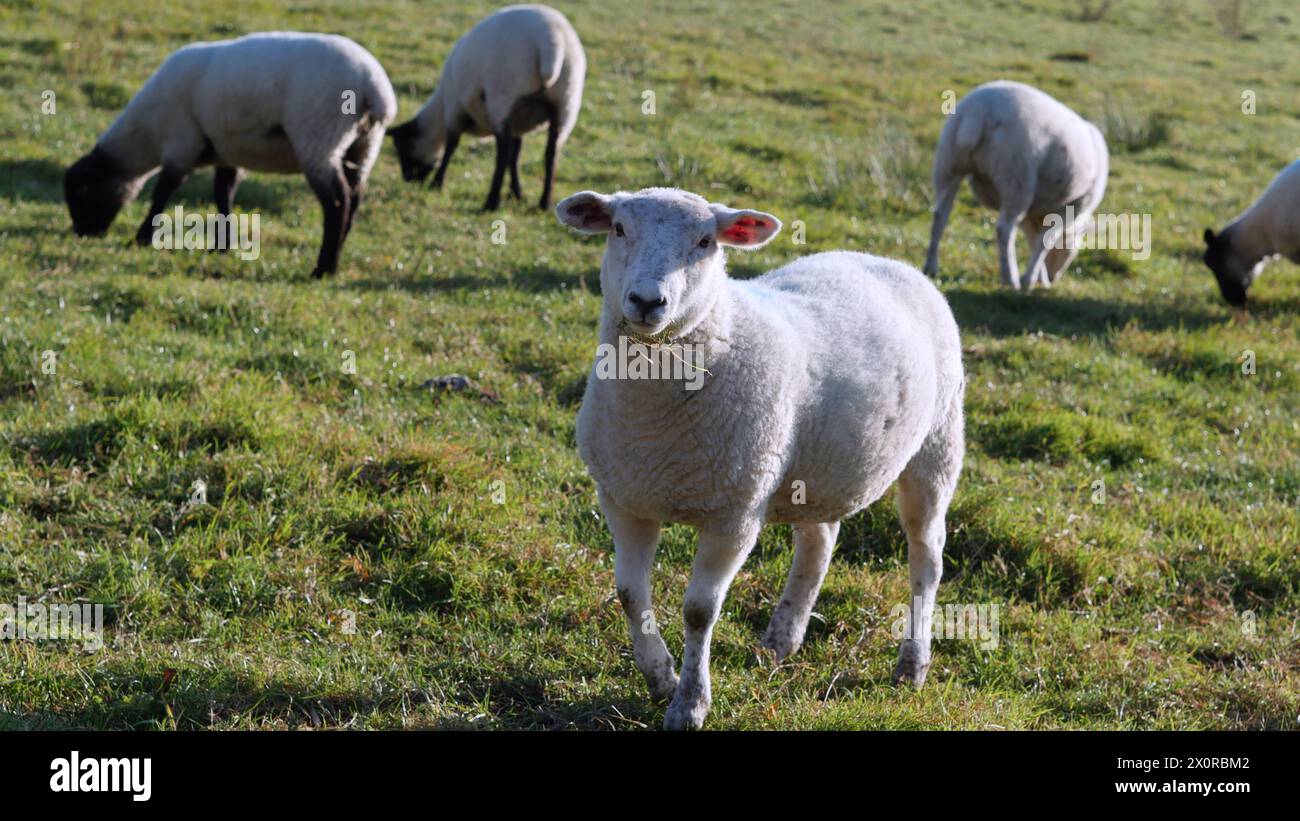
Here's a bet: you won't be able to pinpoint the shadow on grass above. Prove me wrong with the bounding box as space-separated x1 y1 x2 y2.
824 489 1086 606
4 662 658 730
346 262 595 295
0 158 297 217
944 286 1226 338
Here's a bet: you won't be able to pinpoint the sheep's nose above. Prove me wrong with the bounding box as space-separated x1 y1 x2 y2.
627 291 667 321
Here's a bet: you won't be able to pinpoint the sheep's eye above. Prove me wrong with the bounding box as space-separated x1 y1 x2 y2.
614 222 625 237
698 236 710 249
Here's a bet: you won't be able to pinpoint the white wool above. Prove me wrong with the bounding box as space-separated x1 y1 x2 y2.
96 32 396 182
924 80 1109 290
557 187 965 729
409 4 585 157
1205 160 1300 299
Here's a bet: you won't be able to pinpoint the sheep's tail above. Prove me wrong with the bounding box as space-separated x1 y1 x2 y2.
932 102 983 183
536 30 566 89
359 64 399 129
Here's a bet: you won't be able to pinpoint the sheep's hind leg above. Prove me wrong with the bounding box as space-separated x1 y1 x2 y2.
892 411 962 688
760 521 839 661
135 165 189 246
601 490 678 702
306 163 350 278
665 520 761 730
923 174 961 277
341 131 380 244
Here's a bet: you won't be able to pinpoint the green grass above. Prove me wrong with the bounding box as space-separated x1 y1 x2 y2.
1 0 1298 730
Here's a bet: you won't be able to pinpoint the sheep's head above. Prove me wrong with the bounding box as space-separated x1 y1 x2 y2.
1202 228 1252 308
64 148 133 237
556 188 780 337
388 120 435 183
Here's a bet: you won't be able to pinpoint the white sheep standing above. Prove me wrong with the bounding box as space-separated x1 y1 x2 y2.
63 32 396 277
557 187 966 730
389 4 585 212
924 80 1109 290
1203 160 1300 307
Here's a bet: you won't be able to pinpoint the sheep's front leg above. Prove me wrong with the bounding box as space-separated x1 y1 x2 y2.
665 521 761 731
430 131 460 191
135 165 189 246
601 491 677 701
212 166 243 252
760 521 839 661
539 113 560 211
507 136 524 200
482 130 510 212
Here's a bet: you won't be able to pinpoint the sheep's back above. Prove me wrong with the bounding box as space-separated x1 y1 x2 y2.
190 34 395 142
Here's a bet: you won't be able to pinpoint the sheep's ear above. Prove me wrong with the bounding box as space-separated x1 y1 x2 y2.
1203 228 1216 246
556 191 615 233
711 206 781 249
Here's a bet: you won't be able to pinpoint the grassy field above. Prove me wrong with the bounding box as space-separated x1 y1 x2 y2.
1 0 1297 730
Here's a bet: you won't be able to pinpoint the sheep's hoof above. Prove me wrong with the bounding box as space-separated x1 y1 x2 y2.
647 672 679 704
663 696 709 731
891 640 930 687
310 267 334 279
662 677 709 731
759 621 802 663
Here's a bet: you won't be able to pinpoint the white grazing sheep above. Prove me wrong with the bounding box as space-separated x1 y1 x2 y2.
556 187 966 730
1203 160 1300 307
389 4 585 211
924 80 1108 290
64 32 396 277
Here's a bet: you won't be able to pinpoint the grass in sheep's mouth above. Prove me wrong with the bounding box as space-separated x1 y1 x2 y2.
617 316 680 346
617 317 713 378
0 0 1297 731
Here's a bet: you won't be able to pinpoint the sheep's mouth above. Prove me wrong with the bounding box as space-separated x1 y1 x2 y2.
618 316 679 345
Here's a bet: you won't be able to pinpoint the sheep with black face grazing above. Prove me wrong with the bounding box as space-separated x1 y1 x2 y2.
1203 160 1300 307
63 31 395 277
557 187 966 730
388 4 585 212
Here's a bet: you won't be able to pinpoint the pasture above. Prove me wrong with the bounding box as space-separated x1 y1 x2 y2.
0 0 1297 729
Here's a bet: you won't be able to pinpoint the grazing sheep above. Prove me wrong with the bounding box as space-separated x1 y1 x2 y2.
63 32 396 277
1203 160 1300 307
389 4 585 211
556 187 966 730
924 80 1109 290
